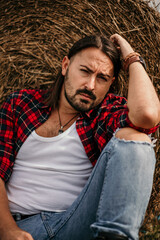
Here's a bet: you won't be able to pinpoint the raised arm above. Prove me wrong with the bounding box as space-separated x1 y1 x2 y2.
110 33 160 129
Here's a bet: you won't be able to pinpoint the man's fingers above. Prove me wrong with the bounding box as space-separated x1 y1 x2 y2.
1 229 34 240
110 33 134 59
24 232 34 240
110 33 121 44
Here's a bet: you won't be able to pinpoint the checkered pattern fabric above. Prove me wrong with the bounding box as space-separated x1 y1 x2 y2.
0 89 158 182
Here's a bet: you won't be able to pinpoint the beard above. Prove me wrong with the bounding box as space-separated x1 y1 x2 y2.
64 70 97 112
64 88 96 112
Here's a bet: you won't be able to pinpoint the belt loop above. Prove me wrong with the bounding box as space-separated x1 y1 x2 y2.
12 213 36 221
12 213 22 221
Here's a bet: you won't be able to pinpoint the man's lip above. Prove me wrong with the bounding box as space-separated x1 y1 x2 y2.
79 93 93 100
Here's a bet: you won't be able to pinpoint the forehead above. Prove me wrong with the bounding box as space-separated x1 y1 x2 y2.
72 47 114 71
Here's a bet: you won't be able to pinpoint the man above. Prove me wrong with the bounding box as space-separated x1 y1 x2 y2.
0 33 159 240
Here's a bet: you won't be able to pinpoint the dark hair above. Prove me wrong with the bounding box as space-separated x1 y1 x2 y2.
46 35 121 110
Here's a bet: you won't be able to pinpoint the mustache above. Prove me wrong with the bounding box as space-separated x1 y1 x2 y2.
76 89 96 100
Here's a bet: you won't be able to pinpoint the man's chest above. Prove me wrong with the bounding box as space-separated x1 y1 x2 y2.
34 110 79 138
35 116 60 137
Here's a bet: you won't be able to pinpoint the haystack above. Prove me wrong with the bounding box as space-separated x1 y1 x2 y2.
0 0 159 238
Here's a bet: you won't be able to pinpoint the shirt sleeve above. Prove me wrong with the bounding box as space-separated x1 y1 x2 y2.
105 94 159 135
0 94 15 183
115 107 159 134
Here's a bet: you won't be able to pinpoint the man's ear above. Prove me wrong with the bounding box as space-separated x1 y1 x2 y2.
62 56 70 76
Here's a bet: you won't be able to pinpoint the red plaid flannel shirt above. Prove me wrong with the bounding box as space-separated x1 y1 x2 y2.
0 89 158 182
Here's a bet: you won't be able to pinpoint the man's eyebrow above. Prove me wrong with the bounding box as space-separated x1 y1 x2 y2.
80 65 112 78
80 65 93 73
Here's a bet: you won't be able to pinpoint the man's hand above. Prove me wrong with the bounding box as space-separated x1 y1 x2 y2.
110 33 134 59
1 226 34 240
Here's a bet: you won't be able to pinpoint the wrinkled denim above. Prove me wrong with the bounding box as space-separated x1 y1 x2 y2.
16 134 156 240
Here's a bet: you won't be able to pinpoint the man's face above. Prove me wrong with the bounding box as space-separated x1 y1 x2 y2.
61 47 115 112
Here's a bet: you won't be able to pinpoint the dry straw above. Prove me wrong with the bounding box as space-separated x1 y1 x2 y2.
0 0 160 238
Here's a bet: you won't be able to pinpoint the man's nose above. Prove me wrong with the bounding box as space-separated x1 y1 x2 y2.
86 76 96 91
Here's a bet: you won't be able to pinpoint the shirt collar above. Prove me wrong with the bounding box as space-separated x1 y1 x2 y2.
82 108 95 118
82 94 109 118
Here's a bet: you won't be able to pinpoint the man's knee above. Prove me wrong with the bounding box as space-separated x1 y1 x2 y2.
115 127 151 143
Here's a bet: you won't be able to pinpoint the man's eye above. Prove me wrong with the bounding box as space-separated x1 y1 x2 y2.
80 69 89 73
98 76 108 81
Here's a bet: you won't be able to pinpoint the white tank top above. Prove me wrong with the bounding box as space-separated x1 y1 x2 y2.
6 122 93 214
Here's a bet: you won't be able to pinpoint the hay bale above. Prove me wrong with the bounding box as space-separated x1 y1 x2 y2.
0 0 159 238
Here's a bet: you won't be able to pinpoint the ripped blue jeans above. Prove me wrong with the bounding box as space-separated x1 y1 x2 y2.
16 133 156 240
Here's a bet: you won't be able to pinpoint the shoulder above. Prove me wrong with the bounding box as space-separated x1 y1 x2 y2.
2 89 47 112
101 93 128 107
8 89 46 104
10 89 45 99
86 93 128 120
